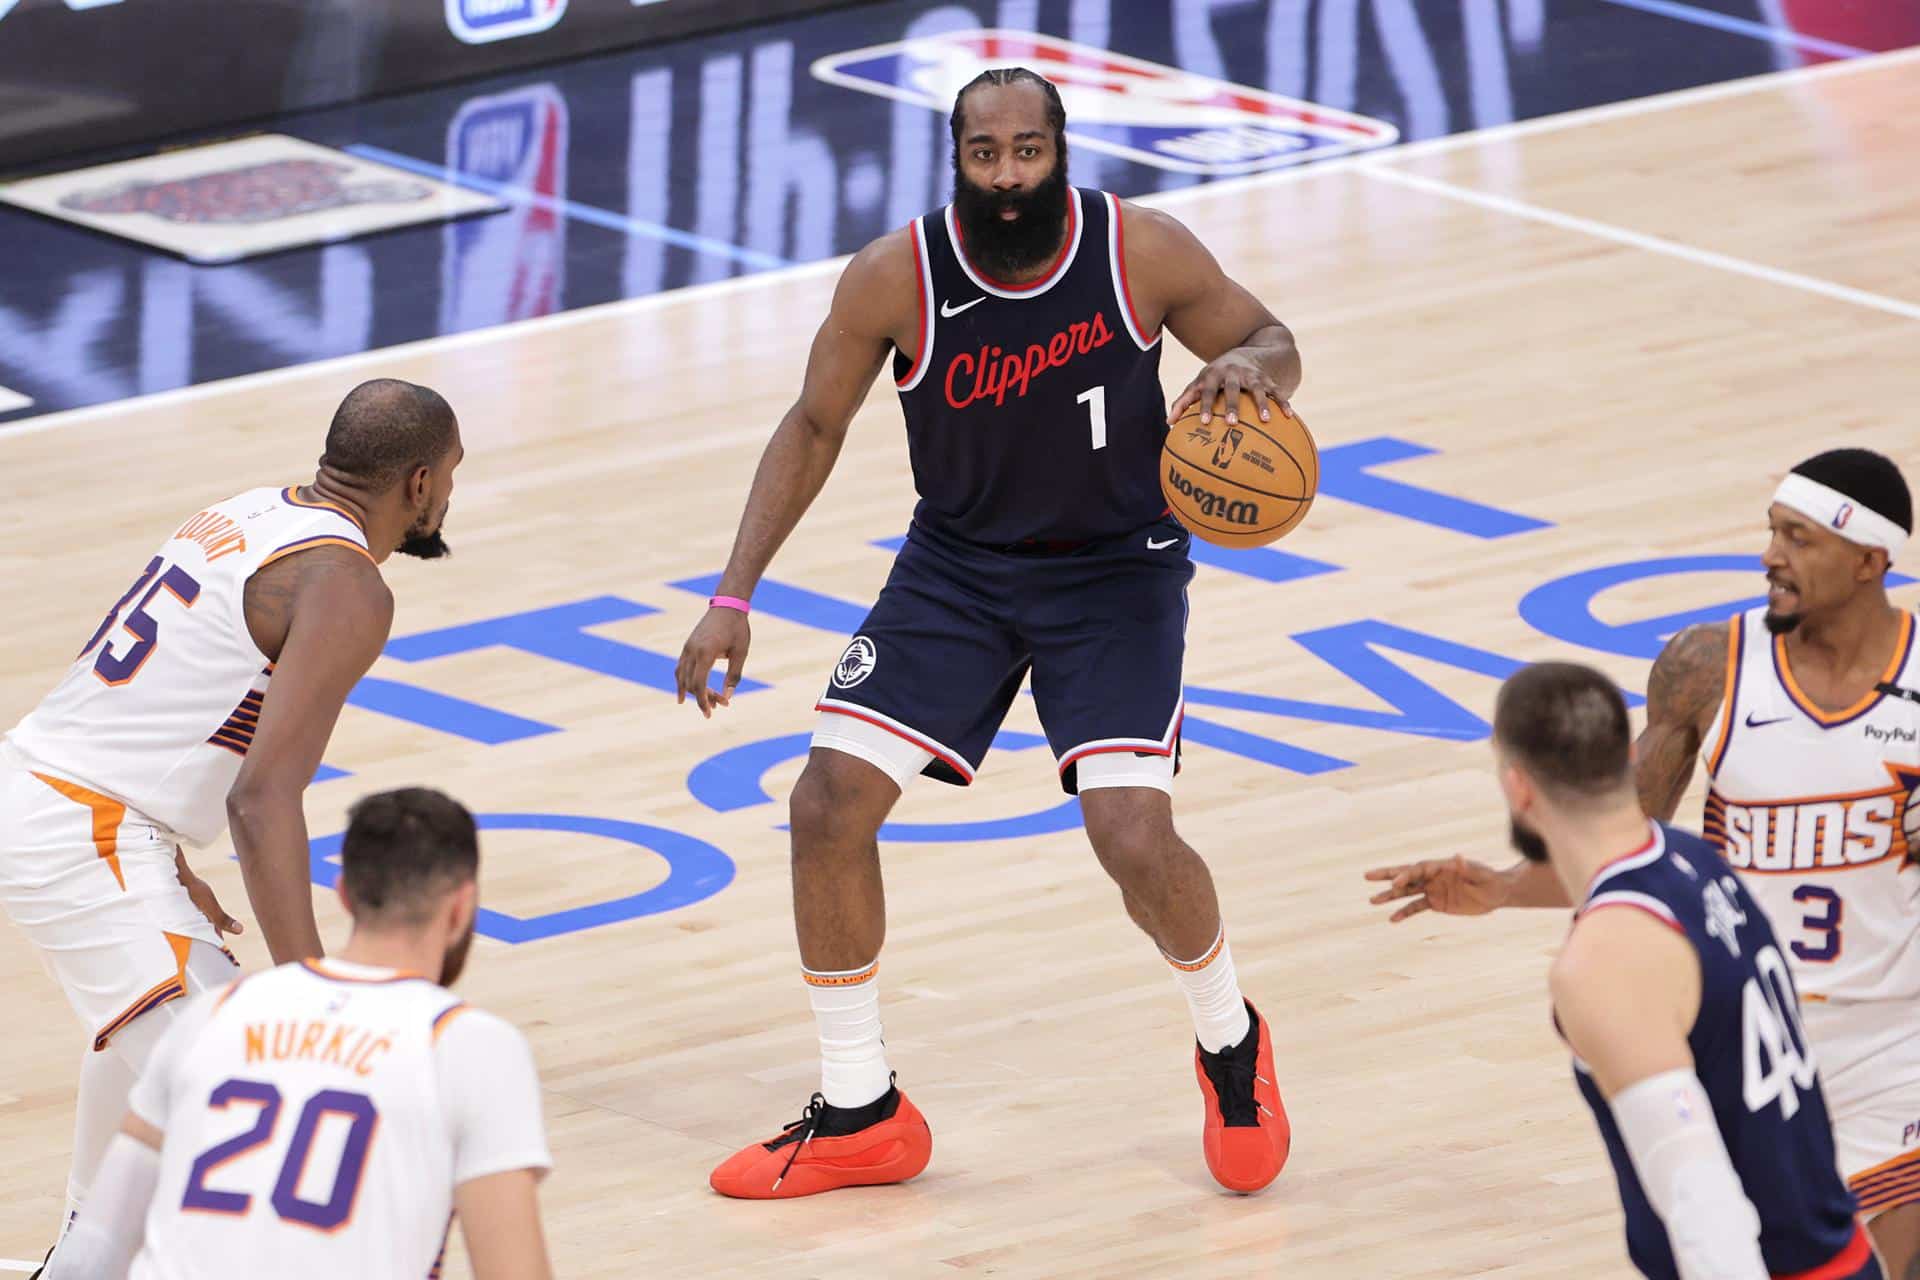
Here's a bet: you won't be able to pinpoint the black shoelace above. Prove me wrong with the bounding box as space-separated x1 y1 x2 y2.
1201 1041 1274 1128
766 1092 828 1192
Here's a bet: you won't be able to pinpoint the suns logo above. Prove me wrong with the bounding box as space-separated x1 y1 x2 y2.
1706 767 1920 873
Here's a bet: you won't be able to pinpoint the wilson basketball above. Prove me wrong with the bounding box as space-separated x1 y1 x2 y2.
1161 394 1317 547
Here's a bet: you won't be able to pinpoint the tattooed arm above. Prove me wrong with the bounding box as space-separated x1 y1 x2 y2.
1635 622 1732 822
1366 624 1733 922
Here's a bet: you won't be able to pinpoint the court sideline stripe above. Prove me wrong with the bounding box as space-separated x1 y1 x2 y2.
1359 164 1920 323
345 143 793 272
1591 0 1870 61
0 1261 38 1274
3 41 1918 445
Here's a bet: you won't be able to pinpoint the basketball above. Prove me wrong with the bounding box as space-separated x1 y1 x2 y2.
1161 393 1318 547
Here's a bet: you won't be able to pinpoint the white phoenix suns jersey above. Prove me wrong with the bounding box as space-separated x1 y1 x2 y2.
1701 606 1920 1005
4 487 371 846
128 959 550 1280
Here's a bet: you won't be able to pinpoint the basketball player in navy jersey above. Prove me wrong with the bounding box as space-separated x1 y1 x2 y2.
675 68 1298 1198
1487 663 1877 1279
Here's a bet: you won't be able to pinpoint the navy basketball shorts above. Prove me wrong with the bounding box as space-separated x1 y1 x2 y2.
813 516 1193 795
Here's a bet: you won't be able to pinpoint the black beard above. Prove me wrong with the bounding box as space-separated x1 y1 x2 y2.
951 150 1071 280
398 530 450 560
398 506 450 559
439 921 475 987
1763 610 1801 635
1509 817 1550 864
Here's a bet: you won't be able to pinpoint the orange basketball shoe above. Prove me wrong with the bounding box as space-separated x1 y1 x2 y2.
710 1082 932 1199
1194 1000 1290 1193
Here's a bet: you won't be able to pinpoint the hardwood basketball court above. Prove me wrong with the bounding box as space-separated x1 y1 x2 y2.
2 43 1917 1280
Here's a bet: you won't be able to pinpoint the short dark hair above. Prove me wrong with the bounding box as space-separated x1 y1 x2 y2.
339 788 478 925
950 67 1067 149
321 379 457 491
1493 662 1632 801
1791 448 1912 533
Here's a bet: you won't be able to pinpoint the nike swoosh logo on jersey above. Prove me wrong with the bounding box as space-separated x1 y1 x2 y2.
1745 712 1792 728
940 297 984 317
1147 536 1180 550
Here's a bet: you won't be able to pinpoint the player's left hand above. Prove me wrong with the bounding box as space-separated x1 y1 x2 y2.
1168 352 1289 427
176 852 244 937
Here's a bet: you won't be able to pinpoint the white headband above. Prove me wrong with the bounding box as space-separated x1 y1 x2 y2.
1773 472 1909 559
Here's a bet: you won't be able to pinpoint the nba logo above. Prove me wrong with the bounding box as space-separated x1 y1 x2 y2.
812 29 1398 176
1834 502 1854 529
445 0 566 45
1212 427 1244 470
442 84 567 333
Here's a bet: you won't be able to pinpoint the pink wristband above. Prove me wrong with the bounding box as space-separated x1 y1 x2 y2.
709 595 751 615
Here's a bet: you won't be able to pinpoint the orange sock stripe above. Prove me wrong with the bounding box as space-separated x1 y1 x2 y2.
32 772 127 890
802 962 879 988
1165 929 1226 973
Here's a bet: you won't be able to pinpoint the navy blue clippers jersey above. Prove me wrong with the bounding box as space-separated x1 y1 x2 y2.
1567 823 1872 1280
890 187 1168 546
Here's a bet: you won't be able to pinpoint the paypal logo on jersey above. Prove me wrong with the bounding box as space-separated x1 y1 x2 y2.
445 0 565 45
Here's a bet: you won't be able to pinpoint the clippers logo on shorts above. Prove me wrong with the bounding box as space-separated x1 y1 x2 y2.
812 29 1398 175
833 636 878 689
1706 767 1920 872
443 84 567 329
58 160 429 225
445 0 565 45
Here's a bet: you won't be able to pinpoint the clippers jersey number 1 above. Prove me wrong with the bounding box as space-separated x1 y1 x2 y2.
78 555 202 686
1742 945 1817 1119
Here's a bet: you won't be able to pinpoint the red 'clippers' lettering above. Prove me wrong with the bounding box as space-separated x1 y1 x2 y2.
942 311 1115 410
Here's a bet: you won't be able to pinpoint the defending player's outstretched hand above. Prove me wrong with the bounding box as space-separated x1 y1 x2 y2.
1363 856 1510 922
675 608 752 718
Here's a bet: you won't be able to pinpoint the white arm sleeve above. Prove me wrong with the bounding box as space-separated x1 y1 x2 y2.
47 1134 159 1280
436 1008 553 1185
1610 1069 1768 1280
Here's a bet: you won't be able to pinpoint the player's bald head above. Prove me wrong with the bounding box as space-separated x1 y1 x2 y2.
321 379 459 492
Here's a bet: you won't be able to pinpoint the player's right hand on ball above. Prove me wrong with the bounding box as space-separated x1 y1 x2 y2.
1363 856 1509 922
676 609 751 718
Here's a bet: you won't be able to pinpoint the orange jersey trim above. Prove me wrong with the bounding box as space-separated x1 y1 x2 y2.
258 535 373 571
1706 615 1743 775
1774 611 1914 727
301 959 428 985
431 1001 471 1043
94 932 194 1051
1849 1146 1920 1213
281 486 368 533
33 771 127 890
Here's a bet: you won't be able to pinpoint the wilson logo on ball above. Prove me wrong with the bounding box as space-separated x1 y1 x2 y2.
1166 464 1261 526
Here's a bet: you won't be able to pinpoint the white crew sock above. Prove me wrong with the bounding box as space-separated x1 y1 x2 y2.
804 961 892 1109
1166 928 1252 1054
